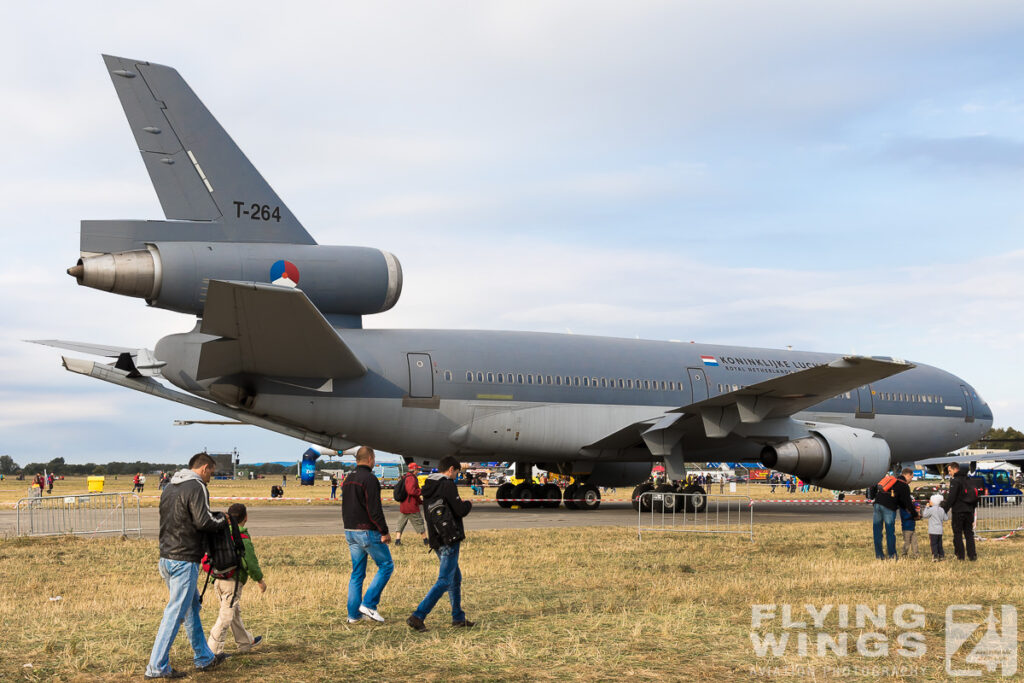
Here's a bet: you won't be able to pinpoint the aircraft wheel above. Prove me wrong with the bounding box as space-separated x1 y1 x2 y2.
511 483 533 507
543 484 562 508
563 484 579 510
578 483 601 510
496 482 515 509
682 484 708 513
632 483 654 511
656 484 680 512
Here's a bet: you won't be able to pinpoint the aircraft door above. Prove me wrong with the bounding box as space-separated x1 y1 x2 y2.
855 385 874 418
960 385 975 423
686 367 709 403
407 353 434 398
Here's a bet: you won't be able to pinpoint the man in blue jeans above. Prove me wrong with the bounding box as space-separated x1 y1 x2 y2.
341 447 393 623
871 468 916 560
146 453 229 679
407 456 474 632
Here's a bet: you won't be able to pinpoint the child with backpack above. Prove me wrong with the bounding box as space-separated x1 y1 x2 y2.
205 503 266 654
922 493 948 561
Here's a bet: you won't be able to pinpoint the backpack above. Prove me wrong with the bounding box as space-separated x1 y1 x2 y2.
960 480 980 506
199 514 245 607
425 497 465 547
393 473 409 503
877 474 898 493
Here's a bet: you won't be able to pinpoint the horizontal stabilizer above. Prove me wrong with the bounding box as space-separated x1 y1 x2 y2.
197 280 367 380
29 339 134 357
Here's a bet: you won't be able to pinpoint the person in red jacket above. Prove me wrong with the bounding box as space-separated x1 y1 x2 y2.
394 463 428 547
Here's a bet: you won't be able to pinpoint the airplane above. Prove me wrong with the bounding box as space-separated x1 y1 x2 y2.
34 55 993 512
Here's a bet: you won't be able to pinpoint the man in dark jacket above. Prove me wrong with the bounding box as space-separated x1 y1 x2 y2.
145 452 228 679
871 467 916 560
341 447 393 624
407 456 473 632
942 463 979 561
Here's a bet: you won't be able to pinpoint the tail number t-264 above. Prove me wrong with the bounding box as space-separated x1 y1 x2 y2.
233 201 281 222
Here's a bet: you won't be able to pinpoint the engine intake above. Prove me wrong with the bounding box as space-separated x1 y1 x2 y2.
760 426 891 490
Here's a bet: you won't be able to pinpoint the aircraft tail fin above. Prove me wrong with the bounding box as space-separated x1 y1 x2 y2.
100 54 314 245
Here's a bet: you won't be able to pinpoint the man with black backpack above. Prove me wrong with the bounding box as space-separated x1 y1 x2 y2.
145 452 229 679
942 462 980 561
407 456 474 632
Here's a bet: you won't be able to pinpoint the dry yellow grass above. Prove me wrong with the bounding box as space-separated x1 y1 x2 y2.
1 521 1021 681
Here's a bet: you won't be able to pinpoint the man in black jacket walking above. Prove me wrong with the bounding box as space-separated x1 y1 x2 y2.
871 467 916 560
407 456 473 632
145 452 228 679
942 462 979 561
342 447 393 623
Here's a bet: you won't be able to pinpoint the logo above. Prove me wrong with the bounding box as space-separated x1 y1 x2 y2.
270 259 300 287
946 605 1017 677
700 355 719 367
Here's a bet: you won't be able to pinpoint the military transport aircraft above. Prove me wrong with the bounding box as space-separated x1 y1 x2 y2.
35 55 993 511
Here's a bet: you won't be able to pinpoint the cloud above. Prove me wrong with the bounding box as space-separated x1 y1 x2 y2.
882 135 1024 170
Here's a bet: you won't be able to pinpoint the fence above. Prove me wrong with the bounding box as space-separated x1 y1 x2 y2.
637 492 754 541
16 492 142 538
974 494 1024 535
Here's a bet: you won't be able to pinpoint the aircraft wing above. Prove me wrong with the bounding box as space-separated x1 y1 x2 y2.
196 279 367 380
914 451 1024 467
587 355 915 454
670 355 913 436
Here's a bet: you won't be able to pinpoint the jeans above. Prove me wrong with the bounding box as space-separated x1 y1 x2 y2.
872 504 897 559
146 559 216 677
345 530 394 619
413 543 465 622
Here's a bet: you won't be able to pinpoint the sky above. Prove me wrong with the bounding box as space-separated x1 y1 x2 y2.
2 1 1024 466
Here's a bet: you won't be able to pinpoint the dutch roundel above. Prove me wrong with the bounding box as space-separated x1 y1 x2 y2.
270 260 300 288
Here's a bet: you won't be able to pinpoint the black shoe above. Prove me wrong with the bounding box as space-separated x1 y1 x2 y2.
407 615 427 632
197 653 229 672
144 670 187 679
423 538 430 546
394 538 402 546
452 620 476 628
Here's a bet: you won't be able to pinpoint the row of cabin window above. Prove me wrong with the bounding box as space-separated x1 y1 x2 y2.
877 392 944 404
446 370 683 391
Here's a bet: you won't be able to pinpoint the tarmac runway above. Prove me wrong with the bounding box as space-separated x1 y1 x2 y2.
0 501 873 539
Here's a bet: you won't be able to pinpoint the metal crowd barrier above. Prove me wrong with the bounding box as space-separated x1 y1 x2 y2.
637 492 754 541
16 492 142 538
974 494 1024 535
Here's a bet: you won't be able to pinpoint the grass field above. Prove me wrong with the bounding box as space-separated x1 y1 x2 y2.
1 521 1021 681
0 475 885 509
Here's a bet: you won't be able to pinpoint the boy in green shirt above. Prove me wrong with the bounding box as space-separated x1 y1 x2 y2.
206 503 266 654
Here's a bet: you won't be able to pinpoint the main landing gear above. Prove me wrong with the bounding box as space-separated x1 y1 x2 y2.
631 482 708 513
494 480 602 510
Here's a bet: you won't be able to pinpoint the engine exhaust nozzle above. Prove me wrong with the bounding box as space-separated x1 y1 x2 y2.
68 247 161 300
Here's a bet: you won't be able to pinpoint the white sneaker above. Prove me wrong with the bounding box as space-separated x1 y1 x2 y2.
347 616 365 624
359 605 385 622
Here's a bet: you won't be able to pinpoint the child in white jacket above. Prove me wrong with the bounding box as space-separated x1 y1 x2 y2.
922 493 948 561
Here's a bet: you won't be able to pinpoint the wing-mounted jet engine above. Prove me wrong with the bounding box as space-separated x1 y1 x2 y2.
758 425 891 490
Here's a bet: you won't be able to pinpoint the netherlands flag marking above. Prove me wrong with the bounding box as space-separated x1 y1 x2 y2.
700 355 719 367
